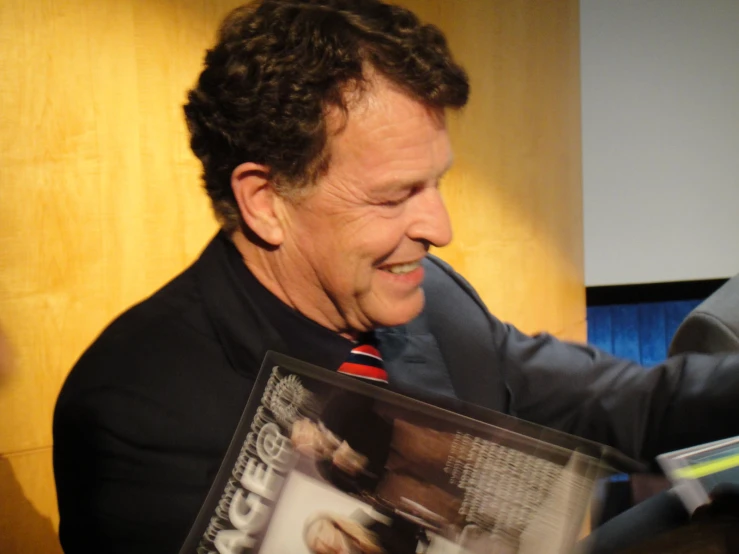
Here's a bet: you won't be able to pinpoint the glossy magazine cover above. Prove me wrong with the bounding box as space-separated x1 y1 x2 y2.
180 351 635 554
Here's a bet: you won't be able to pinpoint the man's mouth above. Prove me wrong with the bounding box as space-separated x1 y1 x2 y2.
379 260 422 275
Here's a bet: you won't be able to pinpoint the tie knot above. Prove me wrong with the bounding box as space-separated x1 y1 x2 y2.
338 334 388 384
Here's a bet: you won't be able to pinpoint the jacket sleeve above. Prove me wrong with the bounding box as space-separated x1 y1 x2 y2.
500 326 739 461
53 385 215 554
423 254 739 462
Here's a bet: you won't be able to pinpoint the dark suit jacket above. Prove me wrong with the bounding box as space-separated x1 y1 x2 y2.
53 233 739 553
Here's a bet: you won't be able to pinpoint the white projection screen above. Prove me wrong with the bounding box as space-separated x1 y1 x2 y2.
581 0 739 286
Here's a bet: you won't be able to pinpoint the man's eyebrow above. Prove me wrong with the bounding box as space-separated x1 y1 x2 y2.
379 158 455 191
431 157 454 186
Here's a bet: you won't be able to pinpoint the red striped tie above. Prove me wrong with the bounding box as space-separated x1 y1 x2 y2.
338 337 388 385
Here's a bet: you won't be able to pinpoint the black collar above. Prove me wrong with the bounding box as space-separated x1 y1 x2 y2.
192 232 354 378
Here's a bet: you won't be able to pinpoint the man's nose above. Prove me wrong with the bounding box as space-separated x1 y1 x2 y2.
408 187 453 248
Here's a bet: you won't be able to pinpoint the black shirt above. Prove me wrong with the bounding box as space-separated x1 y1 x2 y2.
53 233 355 553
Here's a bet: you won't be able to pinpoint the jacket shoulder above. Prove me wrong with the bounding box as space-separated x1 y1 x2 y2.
420 254 511 410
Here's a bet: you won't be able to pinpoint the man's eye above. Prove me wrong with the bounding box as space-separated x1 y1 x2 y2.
378 186 421 207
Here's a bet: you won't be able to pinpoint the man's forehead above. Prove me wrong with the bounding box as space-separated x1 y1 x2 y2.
324 79 452 175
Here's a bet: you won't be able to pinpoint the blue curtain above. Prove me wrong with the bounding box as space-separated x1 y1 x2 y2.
587 300 702 365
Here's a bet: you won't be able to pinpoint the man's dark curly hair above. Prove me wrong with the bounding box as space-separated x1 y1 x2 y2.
184 0 469 232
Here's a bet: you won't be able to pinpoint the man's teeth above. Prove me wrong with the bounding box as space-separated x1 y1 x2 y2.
384 262 420 275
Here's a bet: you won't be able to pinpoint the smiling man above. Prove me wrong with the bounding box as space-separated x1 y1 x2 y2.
229 73 454 336
53 1 739 553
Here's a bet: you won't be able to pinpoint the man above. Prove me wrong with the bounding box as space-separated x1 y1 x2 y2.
53 1 739 552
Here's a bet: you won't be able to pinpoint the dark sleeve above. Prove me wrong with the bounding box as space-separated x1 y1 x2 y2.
53 387 214 554
500 326 739 460
52 342 247 553
423 255 739 462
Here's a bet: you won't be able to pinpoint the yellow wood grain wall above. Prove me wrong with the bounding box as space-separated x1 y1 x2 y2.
0 1 239 550
400 0 585 342
0 0 583 551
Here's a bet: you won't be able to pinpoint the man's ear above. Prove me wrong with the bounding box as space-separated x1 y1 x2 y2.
231 162 285 246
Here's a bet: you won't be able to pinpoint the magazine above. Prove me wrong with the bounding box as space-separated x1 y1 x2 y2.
180 351 638 554
658 435 739 513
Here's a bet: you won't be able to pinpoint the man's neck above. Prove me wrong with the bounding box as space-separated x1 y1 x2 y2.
229 230 360 341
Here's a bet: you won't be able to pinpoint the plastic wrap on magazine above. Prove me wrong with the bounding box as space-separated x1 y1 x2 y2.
214 422 295 553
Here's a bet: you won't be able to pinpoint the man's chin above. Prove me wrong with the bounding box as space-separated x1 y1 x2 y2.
372 292 426 329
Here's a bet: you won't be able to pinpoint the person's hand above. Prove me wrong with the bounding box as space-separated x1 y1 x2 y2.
692 483 739 522
332 441 369 476
304 516 352 554
292 419 335 458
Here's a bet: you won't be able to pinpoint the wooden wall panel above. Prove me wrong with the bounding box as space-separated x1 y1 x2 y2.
0 1 242 550
399 0 585 339
0 448 61 553
0 0 247 454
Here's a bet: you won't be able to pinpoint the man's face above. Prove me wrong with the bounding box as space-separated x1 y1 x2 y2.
276 78 453 335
